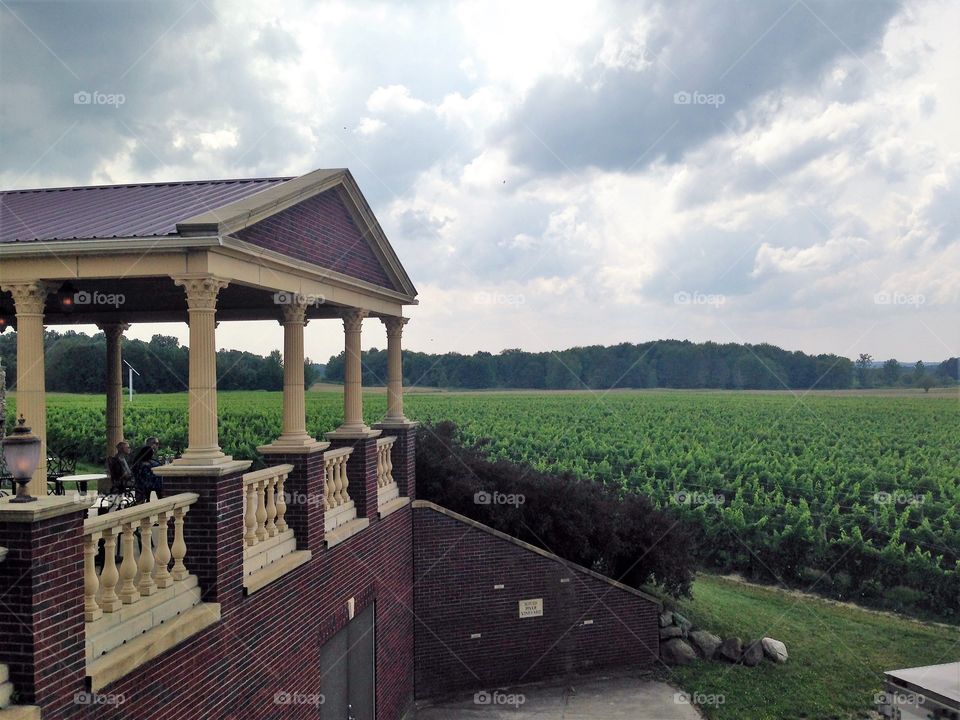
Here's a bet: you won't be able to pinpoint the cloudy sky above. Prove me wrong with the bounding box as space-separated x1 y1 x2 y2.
1 0 958 364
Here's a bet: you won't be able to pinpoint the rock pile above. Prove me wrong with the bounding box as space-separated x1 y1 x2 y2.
658 610 788 668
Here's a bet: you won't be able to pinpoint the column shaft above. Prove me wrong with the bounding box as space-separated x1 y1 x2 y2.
382 316 409 422
342 309 368 431
3 281 53 495
280 301 310 441
99 323 128 456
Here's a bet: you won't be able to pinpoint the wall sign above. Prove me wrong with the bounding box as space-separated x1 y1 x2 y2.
518 598 543 618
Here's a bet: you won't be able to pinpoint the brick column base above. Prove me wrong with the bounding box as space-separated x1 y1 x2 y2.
154 460 250 616
0 497 89 716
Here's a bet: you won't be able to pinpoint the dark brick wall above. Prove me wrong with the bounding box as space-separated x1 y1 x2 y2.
0 509 87 713
2 464 415 720
236 189 398 291
412 503 661 698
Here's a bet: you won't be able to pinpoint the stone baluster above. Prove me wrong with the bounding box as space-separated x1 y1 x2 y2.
244 482 258 546
137 516 157 596
118 522 140 604
276 472 288 532
255 480 267 542
265 475 277 538
99 528 121 612
171 507 189 581
154 511 173 588
84 532 102 622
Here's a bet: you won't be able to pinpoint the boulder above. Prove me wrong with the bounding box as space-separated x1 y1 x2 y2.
672 612 693 632
660 638 698 666
762 637 788 663
658 611 674 628
742 640 764 667
716 637 743 663
660 626 683 640
688 630 722 659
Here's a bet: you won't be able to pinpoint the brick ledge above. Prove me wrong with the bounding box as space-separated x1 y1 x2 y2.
244 550 312 595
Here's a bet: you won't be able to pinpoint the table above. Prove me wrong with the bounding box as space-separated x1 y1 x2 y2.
56 473 109 496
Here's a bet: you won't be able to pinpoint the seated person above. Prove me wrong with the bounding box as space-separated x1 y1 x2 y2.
106 440 133 491
131 436 164 504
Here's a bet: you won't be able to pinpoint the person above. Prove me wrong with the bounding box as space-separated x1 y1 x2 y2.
131 436 164 503
106 440 133 491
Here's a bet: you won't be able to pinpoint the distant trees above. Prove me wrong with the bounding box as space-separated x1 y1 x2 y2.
326 339 858 391
882 358 901 386
0 330 310 393
855 353 873 388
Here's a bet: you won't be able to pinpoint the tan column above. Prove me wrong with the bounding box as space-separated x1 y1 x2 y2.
326 308 379 439
98 322 129 457
279 299 310 442
2 281 55 495
172 276 230 465
382 316 409 423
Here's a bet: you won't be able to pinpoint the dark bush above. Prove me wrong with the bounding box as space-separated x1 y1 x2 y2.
416 421 696 597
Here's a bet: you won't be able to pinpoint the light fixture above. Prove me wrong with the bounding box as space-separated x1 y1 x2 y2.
57 282 76 313
0 311 9 333
2 415 42 503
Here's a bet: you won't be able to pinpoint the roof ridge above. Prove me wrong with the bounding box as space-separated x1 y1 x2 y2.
0 176 297 195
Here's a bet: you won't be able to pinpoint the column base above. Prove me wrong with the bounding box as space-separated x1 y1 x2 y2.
258 437 330 455
374 419 419 430
171 448 231 466
324 426 382 440
155 459 252 478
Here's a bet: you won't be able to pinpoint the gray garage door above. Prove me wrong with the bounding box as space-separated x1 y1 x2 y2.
321 603 375 720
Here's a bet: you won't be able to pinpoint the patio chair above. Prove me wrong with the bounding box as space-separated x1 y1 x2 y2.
46 444 79 495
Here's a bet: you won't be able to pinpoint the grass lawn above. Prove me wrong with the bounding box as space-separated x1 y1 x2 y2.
661 575 959 719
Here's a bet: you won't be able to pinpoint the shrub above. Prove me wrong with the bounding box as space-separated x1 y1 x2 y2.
416 421 696 597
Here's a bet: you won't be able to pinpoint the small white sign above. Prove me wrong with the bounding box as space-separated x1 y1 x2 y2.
519 598 543 618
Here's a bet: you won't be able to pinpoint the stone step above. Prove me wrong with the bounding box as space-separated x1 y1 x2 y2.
244 550 312 595
0 706 40 720
243 527 295 560
243 534 297 577
86 580 202 663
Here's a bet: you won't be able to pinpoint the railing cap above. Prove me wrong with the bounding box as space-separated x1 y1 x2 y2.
324 446 353 460
377 435 398 447
242 463 294 486
84 493 199 535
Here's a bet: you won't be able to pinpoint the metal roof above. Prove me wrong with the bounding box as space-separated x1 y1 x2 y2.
886 662 960 707
0 177 294 243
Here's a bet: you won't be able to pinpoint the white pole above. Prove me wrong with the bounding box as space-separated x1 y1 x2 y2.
129 367 134 403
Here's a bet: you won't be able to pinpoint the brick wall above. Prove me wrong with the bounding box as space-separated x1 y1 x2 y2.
412 501 661 698
2 476 415 719
236 189 398 291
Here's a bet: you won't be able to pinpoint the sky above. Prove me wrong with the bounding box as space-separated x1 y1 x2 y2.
1 0 958 365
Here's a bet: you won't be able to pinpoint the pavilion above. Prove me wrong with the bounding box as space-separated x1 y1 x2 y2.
0 168 418 492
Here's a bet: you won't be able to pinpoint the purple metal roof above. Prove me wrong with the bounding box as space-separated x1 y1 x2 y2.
0 177 294 243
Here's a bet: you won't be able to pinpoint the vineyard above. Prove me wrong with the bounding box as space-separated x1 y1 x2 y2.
7 389 959 618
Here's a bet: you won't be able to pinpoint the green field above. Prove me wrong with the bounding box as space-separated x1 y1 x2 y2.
4 388 958 717
662 574 959 719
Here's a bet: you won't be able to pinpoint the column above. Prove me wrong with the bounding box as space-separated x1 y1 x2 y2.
381 316 409 423
172 275 230 465
326 308 379 439
2 281 55 495
98 322 129 457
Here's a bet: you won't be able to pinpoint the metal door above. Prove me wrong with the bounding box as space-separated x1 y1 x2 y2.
320 603 375 719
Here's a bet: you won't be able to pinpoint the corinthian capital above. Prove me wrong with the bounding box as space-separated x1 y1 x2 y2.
381 315 409 339
341 308 368 334
2 280 59 316
279 297 309 324
172 275 229 311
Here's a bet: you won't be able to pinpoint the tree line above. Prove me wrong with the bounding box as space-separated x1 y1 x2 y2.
0 330 321 393
325 340 959 391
